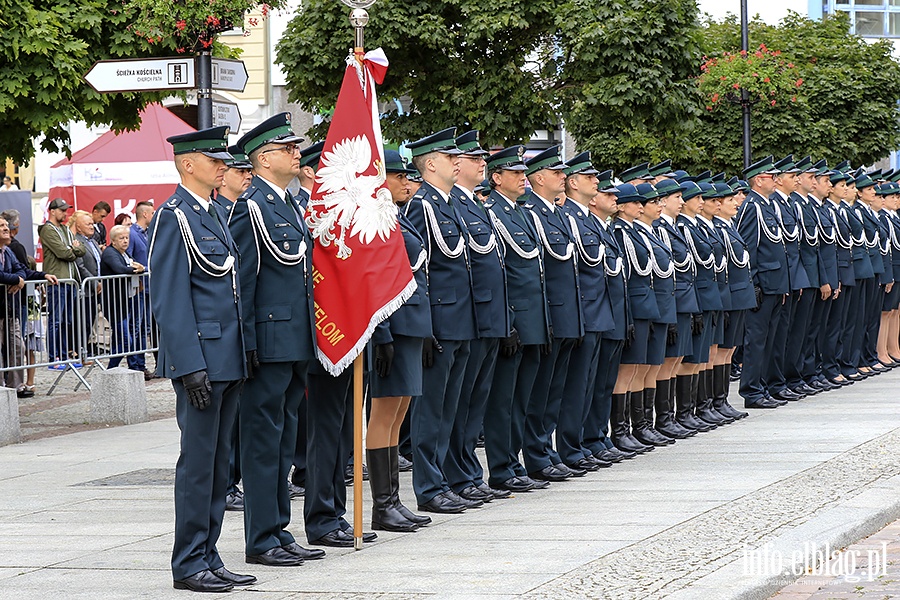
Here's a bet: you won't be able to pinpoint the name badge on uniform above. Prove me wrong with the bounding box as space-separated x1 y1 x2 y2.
201 236 216 241
275 223 290 228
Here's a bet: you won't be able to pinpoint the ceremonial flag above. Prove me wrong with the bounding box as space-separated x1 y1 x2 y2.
305 48 415 376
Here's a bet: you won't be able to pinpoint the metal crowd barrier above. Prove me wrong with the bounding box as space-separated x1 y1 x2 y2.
0 273 158 394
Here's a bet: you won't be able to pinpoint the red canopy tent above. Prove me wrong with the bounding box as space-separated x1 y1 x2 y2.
48 104 194 241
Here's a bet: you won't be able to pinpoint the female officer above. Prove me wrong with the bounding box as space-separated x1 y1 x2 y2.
674 181 718 432
368 151 433 532
609 184 659 454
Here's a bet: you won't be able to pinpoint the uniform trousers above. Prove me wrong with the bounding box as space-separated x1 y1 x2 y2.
767 290 797 394
822 289 851 379
240 360 310 556
557 331 602 466
291 395 308 486
863 280 883 366
445 337 499 492
739 293 783 403
583 337 624 456
304 368 353 541
172 379 241 580
411 339 470 504
842 280 869 374
784 288 816 389
484 345 541 487
805 294 833 383
523 337 576 472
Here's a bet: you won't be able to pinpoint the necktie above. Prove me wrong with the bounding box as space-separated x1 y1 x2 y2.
207 203 223 234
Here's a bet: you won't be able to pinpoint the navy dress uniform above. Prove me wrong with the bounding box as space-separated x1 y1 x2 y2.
735 157 791 408
806 165 839 390
149 128 250 591
880 186 900 315
822 174 857 383
767 156 808 400
856 175 888 369
227 114 322 563
403 128 479 513
557 154 615 470
521 146 584 480
482 146 551 492
582 172 633 463
841 190 874 377
290 140 323 497
444 131 512 502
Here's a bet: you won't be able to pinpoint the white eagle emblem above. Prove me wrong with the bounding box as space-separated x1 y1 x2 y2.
306 135 397 259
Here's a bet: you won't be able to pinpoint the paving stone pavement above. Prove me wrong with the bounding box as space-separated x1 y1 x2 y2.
771 518 900 599
1 368 900 599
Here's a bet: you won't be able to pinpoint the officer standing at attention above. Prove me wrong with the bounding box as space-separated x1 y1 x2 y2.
735 156 790 408
557 152 615 471
444 130 512 503
404 128 479 514
149 127 254 592
521 146 585 481
228 113 324 567
482 146 551 493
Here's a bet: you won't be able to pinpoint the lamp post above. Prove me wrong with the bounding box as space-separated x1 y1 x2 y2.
741 0 751 168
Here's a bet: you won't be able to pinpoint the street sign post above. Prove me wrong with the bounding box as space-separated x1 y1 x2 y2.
211 58 249 93
84 57 196 93
212 101 242 131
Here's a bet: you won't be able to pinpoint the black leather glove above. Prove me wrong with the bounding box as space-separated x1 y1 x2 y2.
182 370 212 410
540 340 552 356
500 328 520 358
374 343 394 378
423 337 435 368
666 323 678 346
691 313 704 335
574 336 584 348
648 321 655 335
751 285 763 312
246 350 260 379
711 311 719 327
624 323 635 350
723 311 731 330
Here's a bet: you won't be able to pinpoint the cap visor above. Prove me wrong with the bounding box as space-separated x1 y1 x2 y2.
500 164 528 172
437 148 465 155
202 150 235 161
228 160 253 169
462 149 490 157
271 134 305 145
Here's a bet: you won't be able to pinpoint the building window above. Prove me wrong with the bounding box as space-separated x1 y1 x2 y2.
825 0 900 36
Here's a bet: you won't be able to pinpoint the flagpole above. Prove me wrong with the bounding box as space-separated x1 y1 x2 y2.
341 0 375 552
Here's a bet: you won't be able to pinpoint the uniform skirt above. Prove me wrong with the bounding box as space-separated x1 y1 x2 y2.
883 281 900 312
370 335 424 398
721 309 746 349
665 313 693 358
620 319 650 364
711 310 725 346
683 311 713 364
646 320 667 365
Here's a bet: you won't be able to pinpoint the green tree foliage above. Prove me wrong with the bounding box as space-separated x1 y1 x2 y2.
548 0 704 171
694 12 900 173
0 0 164 163
276 0 559 146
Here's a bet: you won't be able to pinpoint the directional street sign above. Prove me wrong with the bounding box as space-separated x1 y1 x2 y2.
211 58 249 93
84 57 196 93
212 101 242 131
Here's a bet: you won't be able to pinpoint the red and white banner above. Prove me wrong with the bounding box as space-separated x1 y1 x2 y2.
305 48 415 375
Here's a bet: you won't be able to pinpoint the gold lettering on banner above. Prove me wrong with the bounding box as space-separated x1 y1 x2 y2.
312 267 325 286
314 301 346 347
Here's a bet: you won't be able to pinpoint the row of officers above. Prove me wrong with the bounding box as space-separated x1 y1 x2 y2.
147 114 900 593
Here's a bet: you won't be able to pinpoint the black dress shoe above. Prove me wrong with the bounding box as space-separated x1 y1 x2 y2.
771 389 801 401
797 383 819 395
288 482 305 498
494 476 534 493
529 465 570 482
16 388 34 398
397 454 413 472
555 462 587 477
446 489 484 508
310 528 375 547
744 397 781 409
225 490 244 511
477 482 512 499
523 475 550 489
600 447 632 461
282 542 325 560
417 492 467 513
568 457 598 471
458 485 493 502
174 569 233 592
211 567 257 586
580 455 609 469
246 546 304 566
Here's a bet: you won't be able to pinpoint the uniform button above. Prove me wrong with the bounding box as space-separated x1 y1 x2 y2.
198 331 202 336
170 366 175 371
268 314 274 319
